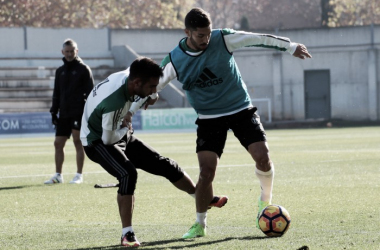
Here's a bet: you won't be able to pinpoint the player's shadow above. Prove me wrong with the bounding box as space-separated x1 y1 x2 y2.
66 235 267 250
0 185 30 191
141 236 267 249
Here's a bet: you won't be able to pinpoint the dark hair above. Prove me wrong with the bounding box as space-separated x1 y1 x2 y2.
62 38 78 49
129 57 163 83
185 8 211 30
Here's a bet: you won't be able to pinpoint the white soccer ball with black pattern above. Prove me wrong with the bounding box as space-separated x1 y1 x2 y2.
258 204 291 237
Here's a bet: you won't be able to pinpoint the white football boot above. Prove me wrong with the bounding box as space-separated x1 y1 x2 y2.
69 174 83 184
44 173 64 184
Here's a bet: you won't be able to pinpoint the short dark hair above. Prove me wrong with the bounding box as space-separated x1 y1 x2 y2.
185 8 212 30
129 57 163 83
63 38 78 49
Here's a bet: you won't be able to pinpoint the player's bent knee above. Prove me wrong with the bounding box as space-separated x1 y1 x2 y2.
199 168 216 183
118 171 138 195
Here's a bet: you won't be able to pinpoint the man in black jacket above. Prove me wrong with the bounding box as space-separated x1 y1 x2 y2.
45 39 94 184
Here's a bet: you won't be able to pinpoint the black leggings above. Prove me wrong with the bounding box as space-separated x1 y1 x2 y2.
84 135 184 195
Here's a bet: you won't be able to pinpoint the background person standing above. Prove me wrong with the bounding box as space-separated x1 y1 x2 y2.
45 38 94 184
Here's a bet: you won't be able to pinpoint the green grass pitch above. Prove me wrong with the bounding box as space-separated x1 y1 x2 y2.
0 127 379 249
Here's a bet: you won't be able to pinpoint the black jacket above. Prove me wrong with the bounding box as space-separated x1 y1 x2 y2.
50 56 94 118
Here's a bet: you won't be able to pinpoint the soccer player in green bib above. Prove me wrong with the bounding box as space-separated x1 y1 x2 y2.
130 8 312 239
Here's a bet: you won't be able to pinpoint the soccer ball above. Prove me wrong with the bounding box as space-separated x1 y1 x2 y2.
258 204 291 237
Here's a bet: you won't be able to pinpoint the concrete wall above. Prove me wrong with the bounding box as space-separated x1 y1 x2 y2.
0 28 25 56
0 27 113 68
0 27 110 57
232 25 380 121
0 25 378 121
111 29 184 59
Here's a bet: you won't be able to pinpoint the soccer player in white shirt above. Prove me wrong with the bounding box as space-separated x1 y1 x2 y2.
81 57 228 247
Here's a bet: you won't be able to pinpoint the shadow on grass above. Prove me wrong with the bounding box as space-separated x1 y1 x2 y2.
141 235 267 249
0 185 32 191
65 235 267 250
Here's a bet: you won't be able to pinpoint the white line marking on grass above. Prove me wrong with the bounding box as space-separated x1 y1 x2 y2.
0 171 107 179
0 164 253 179
183 164 252 169
320 159 349 162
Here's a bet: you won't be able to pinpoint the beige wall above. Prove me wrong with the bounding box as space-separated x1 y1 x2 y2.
0 25 378 121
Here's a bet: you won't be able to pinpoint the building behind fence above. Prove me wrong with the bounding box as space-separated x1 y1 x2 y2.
0 25 379 122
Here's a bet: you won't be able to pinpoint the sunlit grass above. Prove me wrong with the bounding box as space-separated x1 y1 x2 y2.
0 127 379 249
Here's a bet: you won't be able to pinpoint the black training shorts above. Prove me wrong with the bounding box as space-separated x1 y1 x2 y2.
55 116 82 138
84 135 184 195
195 107 266 158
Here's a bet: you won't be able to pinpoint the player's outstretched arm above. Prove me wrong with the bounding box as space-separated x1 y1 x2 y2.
293 44 312 59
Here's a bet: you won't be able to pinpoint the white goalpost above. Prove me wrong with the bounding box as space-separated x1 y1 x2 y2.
251 98 272 123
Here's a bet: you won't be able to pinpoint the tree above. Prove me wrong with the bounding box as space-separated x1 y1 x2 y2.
0 0 195 28
327 0 380 27
233 0 321 30
193 0 240 28
0 0 379 29
321 0 333 27
240 16 250 30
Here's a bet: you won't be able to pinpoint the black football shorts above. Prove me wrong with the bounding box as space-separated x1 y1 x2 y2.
55 116 82 138
195 107 266 158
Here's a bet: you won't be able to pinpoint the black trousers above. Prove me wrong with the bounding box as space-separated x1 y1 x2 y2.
84 135 184 195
